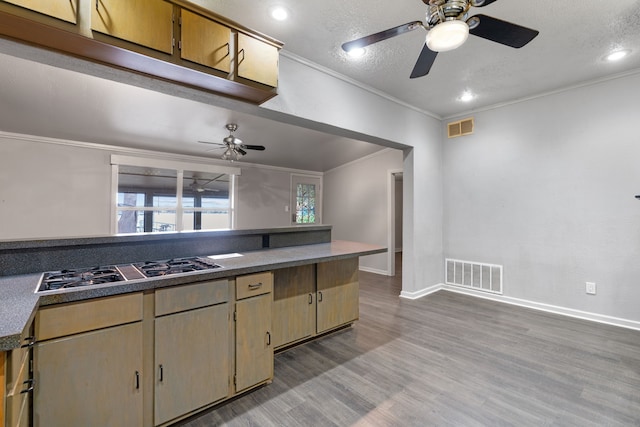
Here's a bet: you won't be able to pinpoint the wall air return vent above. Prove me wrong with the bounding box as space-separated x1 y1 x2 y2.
447 117 474 138
445 258 502 294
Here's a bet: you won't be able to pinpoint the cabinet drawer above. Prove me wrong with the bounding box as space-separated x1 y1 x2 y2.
236 272 273 300
36 293 143 341
155 279 229 316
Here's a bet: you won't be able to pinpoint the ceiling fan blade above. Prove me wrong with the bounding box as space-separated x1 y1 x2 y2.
205 146 225 152
236 147 247 156
198 140 224 146
240 144 266 151
342 21 424 51
470 0 499 7
467 14 539 48
410 44 438 79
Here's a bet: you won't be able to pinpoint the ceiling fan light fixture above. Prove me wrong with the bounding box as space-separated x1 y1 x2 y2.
346 47 366 58
426 20 469 52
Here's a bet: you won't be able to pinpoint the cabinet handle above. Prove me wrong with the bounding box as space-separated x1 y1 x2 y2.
318 291 323 302
159 364 164 382
95 0 99 11
238 48 245 64
20 379 34 394
135 371 140 390
21 336 36 348
308 293 313 304
248 282 263 290
266 331 271 346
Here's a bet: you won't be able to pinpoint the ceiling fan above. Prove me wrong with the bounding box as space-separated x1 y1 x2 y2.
188 176 224 193
342 0 539 78
199 123 266 161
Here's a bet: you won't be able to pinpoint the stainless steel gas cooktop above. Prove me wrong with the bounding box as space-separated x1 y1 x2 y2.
38 256 222 292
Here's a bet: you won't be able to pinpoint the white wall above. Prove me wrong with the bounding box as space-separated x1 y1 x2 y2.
0 136 113 239
264 55 445 294
235 166 321 228
0 135 321 240
323 149 403 274
443 72 640 322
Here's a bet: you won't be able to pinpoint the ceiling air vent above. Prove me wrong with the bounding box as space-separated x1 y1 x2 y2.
447 117 474 138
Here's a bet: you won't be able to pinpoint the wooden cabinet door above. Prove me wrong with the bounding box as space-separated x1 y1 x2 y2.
180 9 231 73
273 265 316 348
316 258 360 334
154 304 230 426
92 0 174 54
3 0 78 23
33 322 143 427
235 293 272 392
237 32 279 87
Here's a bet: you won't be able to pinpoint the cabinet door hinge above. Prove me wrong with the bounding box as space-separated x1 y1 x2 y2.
233 375 237 385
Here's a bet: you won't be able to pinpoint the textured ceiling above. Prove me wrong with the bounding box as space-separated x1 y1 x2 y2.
198 0 640 118
1 0 639 171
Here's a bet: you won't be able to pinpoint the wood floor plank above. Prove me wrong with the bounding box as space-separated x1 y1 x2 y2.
178 254 640 426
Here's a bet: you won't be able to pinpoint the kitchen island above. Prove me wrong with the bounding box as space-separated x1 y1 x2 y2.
0 226 385 426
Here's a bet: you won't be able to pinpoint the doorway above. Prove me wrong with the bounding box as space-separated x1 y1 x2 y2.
387 170 403 276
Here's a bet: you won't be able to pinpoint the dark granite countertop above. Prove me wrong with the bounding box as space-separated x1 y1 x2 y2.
0 240 385 351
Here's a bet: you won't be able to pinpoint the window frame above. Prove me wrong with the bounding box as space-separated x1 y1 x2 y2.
110 155 240 234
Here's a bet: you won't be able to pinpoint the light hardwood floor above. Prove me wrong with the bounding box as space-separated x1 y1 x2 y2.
180 254 640 426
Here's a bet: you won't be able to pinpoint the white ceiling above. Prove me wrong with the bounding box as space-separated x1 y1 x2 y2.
205 0 640 117
1 0 639 171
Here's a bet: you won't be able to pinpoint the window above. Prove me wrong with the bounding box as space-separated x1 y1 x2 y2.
295 183 316 223
291 174 321 225
112 156 240 234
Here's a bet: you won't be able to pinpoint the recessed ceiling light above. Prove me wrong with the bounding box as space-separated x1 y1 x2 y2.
346 47 366 58
606 49 630 62
270 6 289 21
459 91 474 102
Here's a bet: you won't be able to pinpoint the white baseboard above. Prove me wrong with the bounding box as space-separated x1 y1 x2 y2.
359 266 388 275
399 283 444 300
397 283 640 331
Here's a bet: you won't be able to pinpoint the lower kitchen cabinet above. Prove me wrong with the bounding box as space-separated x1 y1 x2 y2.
3 320 34 427
272 265 316 349
154 280 230 426
33 293 144 427
234 272 273 392
316 258 360 334
272 259 360 348
33 322 143 427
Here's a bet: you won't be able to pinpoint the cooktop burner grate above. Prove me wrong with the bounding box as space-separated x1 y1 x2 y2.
134 257 222 277
41 266 125 290
38 257 222 292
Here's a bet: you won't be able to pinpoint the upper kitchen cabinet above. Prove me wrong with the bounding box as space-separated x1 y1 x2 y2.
174 2 281 88
180 8 231 74
91 0 174 54
0 0 281 105
2 0 78 23
237 32 279 88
